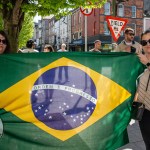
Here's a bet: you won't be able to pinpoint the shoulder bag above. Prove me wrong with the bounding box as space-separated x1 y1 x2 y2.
131 73 150 121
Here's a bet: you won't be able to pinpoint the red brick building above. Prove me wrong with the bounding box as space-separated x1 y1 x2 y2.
71 0 144 51
71 8 83 51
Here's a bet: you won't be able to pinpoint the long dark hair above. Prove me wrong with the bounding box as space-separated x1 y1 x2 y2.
44 44 54 52
26 39 34 48
0 30 11 53
141 29 150 40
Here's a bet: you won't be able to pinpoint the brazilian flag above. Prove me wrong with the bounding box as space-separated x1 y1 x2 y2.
0 52 143 150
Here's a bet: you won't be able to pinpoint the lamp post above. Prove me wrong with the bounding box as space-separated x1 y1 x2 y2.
85 16 87 52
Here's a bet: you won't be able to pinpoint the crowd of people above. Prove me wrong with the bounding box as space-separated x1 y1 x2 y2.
89 28 143 53
0 28 150 149
0 28 149 55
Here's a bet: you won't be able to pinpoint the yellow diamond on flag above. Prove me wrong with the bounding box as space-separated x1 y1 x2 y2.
0 57 131 141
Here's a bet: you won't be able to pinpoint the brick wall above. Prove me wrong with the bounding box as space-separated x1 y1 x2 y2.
71 0 144 42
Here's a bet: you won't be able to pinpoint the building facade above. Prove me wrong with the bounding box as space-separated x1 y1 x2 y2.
70 0 144 51
143 0 150 31
33 0 144 52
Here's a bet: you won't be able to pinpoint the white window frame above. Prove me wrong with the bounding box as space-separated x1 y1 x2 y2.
79 12 81 23
104 2 110 15
74 15 75 26
72 34 75 40
118 4 124 17
130 23 136 35
104 21 110 35
144 17 150 31
131 6 136 18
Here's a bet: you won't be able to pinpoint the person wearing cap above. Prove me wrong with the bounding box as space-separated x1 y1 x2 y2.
89 40 102 52
115 28 142 53
22 39 39 53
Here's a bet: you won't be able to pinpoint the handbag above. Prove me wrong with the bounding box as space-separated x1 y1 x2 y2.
131 101 145 121
131 73 150 121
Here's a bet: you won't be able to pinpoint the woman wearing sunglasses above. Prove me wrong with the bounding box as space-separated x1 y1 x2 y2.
136 29 150 150
0 30 11 54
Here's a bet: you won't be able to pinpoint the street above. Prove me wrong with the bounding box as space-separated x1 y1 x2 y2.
118 120 146 150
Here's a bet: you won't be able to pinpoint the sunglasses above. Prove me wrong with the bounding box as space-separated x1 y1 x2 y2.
128 33 135 36
0 39 6 44
141 39 150 46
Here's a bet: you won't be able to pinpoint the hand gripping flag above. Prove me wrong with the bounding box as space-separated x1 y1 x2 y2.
0 52 144 150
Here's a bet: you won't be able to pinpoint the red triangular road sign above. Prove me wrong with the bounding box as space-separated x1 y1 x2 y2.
106 16 128 42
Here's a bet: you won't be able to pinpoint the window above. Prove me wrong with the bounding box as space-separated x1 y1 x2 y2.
131 6 136 18
79 12 81 23
72 15 75 26
118 4 124 17
78 32 82 39
94 21 96 35
72 34 75 40
144 18 150 31
63 28 65 34
104 21 110 35
74 15 75 26
104 2 110 15
130 23 136 35
45 20 49 29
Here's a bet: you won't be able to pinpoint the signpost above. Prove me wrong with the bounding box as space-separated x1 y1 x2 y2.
80 3 93 51
106 16 128 42
80 4 93 16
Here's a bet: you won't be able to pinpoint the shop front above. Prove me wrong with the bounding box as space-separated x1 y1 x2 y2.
69 39 84 51
87 35 112 52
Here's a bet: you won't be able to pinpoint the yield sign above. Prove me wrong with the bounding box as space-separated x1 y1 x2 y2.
106 16 128 42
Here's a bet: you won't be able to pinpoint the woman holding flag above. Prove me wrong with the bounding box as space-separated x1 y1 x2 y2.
137 29 150 150
0 30 11 54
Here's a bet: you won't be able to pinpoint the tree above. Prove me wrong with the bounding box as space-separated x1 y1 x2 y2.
0 13 34 49
19 13 34 48
0 0 106 53
0 14 3 30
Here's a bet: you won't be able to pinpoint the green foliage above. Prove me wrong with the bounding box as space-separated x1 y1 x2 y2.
0 0 107 22
18 13 34 48
0 15 3 30
0 0 107 52
21 0 107 17
7 2 13 9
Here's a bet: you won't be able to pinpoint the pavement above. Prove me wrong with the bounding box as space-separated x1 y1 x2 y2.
118 120 146 150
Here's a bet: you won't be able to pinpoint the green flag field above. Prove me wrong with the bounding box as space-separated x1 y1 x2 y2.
0 52 144 150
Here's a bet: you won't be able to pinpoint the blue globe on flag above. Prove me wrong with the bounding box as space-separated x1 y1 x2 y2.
31 66 97 130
